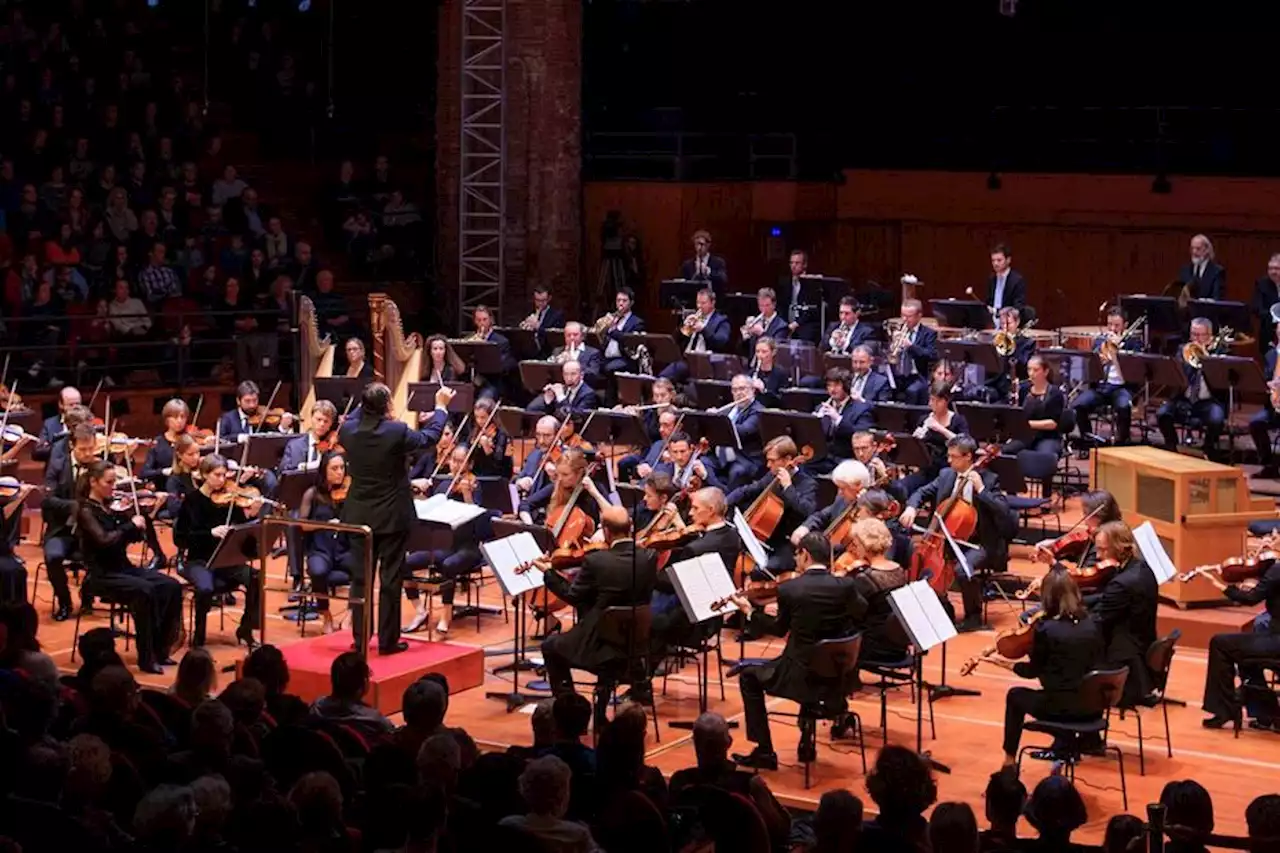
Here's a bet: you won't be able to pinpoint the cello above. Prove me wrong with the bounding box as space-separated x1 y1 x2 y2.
732 445 815 599
909 444 1000 597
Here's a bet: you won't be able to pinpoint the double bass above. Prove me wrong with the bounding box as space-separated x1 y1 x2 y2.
909 445 1000 597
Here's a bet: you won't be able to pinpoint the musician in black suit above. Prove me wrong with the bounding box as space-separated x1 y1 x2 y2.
1177 234 1226 301
1201 554 1280 729
549 322 603 379
469 305 517 398
779 249 821 343
726 436 818 577
984 307 1037 404
339 382 452 654
525 359 599 417
1072 307 1142 446
646 487 741 693
655 430 724 494
1089 520 1159 708
680 229 728 292
601 286 646 374
712 374 766 490
848 346 891 403
987 243 1028 312
619 406 677 485
32 384 82 464
811 368 875 475
740 288 790 359
660 288 733 384
525 285 567 352
457 396 512 479
823 296 878 356
1252 329 1280 479
41 425 104 619
987 570 1104 767
1157 317 1227 461
1252 255 1280 354
541 505 660 727
899 436 1016 631
727 532 866 769
888 299 938 405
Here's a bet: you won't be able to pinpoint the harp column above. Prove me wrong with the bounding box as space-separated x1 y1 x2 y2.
457 0 506 329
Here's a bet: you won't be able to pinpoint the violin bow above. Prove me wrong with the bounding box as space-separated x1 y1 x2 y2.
191 394 204 431
85 377 105 414
122 448 152 567
430 415 469 481
447 400 501 498
531 412 576 494
253 380 284 436
226 440 254 526
0 381 17 465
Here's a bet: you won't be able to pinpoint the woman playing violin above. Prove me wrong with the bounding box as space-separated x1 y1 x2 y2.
855 488 912 568
162 434 204 519
635 471 682 534
0 478 36 604
518 445 606 528
76 459 185 674
995 570 1103 769
1200 546 1280 730
299 452 355 634
142 398 201 487
175 453 265 649
458 396 511 478
842 518 909 666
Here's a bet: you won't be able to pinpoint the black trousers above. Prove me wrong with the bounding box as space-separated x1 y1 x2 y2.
1249 409 1280 467
1003 686 1097 757
42 534 78 608
955 546 994 622
0 555 27 605
542 632 617 729
350 528 410 651
740 665 773 750
180 559 259 647
92 567 184 667
1158 397 1225 458
1202 631 1280 721
1073 383 1133 441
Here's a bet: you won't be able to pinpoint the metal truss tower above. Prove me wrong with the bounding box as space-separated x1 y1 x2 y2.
457 0 506 328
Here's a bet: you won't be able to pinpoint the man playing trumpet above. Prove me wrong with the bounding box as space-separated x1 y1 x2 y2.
661 288 732 385
740 287 790 360
600 285 645 375
1157 316 1227 461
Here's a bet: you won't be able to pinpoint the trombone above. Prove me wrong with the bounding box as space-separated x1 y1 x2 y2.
1099 314 1146 363
1182 326 1234 370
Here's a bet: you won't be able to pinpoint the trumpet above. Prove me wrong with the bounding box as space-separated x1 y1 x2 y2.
740 313 763 339
886 322 910 365
829 323 850 353
519 311 542 331
592 312 616 336
1098 314 1146 363
681 310 706 337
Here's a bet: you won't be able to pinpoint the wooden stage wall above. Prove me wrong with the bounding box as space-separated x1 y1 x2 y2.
585 170 1280 329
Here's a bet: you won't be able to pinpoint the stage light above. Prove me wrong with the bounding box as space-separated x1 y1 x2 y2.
298 0 311 9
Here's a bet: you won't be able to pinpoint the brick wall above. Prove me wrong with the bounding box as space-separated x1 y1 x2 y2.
436 0 584 330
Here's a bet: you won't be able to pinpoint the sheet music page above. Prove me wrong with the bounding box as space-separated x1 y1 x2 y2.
481 533 545 597
888 581 955 652
670 554 737 623
912 582 957 644
507 483 520 516
415 493 488 527
732 509 771 572
1133 521 1176 585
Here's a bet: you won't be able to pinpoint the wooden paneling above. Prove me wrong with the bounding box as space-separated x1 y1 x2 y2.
584 170 1280 329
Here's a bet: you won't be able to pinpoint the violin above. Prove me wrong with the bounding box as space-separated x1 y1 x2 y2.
1036 527 1091 562
211 485 270 510
0 476 37 503
960 611 1045 676
225 460 266 483
1063 556 1121 592
0 424 31 446
316 432 345 455
1179 545 1278 588
184 424 216 444
96 432 154 456
246 407 293 429
108 489 161 514
909 444 1001 597
546 433 595 465
330 475 351 503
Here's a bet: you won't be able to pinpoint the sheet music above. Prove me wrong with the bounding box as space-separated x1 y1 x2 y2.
1133 521 1176 585
414 493 488 527
888 581 957 652
669 554 738 623
481 532 547 597
732 508 771 569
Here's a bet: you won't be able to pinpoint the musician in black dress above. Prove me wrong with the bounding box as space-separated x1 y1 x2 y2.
900 381 970 497
726 436 818 577
986 570 1103 767
300 451 355 635
0 480 36 604
1019 489 1123 618
844 518 910 666
141 398 202 487
77 460 184 674
727 532 864 770
423 334 463 384
458 395 512 478
748 337 788 408
1006 355 1065 456
1072 307 1141 447
162 434 204 519
634 471 679 533
342 338 374 380
1200 555 1280 729
175 453 266 648
1089 520 1158 708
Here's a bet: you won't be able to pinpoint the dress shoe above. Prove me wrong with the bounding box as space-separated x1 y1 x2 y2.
144 554 166 574
158 657 178 667
52 603 72 622
235 626 260 650
1202 714 1234 729
621 684 654 705
956 616 988 634
137 661 165 675
379 641 410 655
732 748 778 771
403 610 430 633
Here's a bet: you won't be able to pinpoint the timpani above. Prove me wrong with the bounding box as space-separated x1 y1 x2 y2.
1058 325 1103 351
1024 328 1059 350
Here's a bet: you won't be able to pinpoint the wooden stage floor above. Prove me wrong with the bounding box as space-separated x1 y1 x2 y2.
19 513 1280 843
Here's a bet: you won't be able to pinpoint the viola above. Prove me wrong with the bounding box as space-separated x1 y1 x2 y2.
109 489 160 514
211 485 268 510
1038 526 1091 562
316 433 345 455
330 475 351 503
960 611 1045 676
96 432 154 456
1061 556 1120 591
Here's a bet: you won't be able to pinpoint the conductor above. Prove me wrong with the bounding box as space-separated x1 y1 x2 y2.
340 382 453 654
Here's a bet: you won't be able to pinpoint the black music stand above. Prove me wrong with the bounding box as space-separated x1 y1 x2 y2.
208 520 267 664
659 278 702 310
615 373 657 405
873 402 930 434
543 328 566 352
582 409 649 451
930 298 991 330
783 341 820 385
1116 352 1186 392
243 434 291 470
1119 295 1180 339
1188 299 1251 336
276 470 315 509
1037 347 1103 388
485 520 557 709
822 352 854 374
452 340 503 379
406 502 500 621
495 406 543 439
758 409 828 460
781 388 828 412
686 352 716 380
313 377 368 410
691 380 733 408
1202 355 1268 460
407 382 473 414
621 333 682 368
939 340 1003 381
678 410 743 456
888 434 933 471
955 402 1033 445
518 361 564 396
494 326 541 360
614 483 643 511
477 477 516 515
715 355 746 380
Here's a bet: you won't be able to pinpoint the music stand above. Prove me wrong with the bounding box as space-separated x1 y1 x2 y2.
208 520 267 658
476 477 516 515
686 352 716 380
518 361 564 396
452 340 503 378
615 372 657 405
939 340 1003 380
494 326 541 361
887 581 958 773
484 523 558 710
1188 299 1251 336
874 402 930 434
1119 295 1180 338
1037 347 1103 388
621 333 681 368
243 434 291 470
929 298 991 330
714 355 746 381
582 409 649 451
781 388 828 412
954 402 1033 444
691 380 733 408
407 382 474 414
495 406 543 439
822 352 854 374
888 434 933 471
758 409 829 460
276 470 316 509
313 377 368 409
679 410 745 457
1116 352 1186 392
784 341 820 386
1202 355 1268 460
406 501 499 621
659 278 702 310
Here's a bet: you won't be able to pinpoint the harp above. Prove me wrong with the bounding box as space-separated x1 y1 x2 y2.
297 296 336 434
369 293 422 427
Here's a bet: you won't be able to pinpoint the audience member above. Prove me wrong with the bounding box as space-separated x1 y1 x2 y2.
1023 775 1089 851
811 789 863 853
862 745 938 853
981 767 1027 852
931 801 981 853
1103 814 1147 853
1161 779 1214 853
310 650 394 739
500 755 601 853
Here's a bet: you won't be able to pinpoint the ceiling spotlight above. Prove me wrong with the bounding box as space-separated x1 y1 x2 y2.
298 0 311 9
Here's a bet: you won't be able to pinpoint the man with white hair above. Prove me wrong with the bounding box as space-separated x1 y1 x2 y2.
550 321 603 377
500 755 601 852
1157 316 1227 460
791 459 871 550
1178 233 1226 301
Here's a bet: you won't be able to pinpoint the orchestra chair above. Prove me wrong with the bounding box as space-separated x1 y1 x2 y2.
660 621 728 705
406 562 509 634
1235 655 1280 739
596 603 661 743
174 549 230 639
1017 666 1131 810
768 633 866 788
1053 409 1090 493
69 573 133 662
677 784 772 853
1116 629 1181 775
857 615 931 747
30 555 87 612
